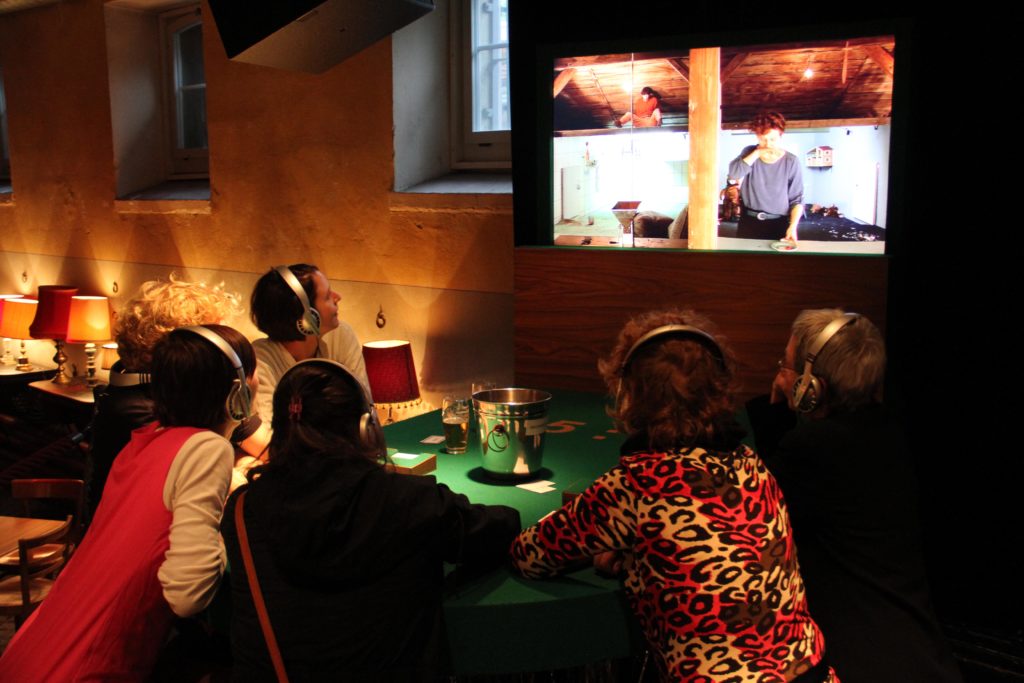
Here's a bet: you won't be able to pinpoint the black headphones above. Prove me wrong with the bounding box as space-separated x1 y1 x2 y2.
791 313 859 414
107 370 151 387
617 324 726 403
274 265 321 337
179 326 251 422
285 358 386 459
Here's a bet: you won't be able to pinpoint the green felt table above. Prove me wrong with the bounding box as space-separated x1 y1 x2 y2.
383 390 640 674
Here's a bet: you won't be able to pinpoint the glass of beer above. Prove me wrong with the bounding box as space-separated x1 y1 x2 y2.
441 396 470 454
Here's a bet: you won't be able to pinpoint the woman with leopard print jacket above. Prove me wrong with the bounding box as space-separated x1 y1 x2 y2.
510 309 837 683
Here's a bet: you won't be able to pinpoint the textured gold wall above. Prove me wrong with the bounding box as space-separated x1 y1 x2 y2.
0 0 514 404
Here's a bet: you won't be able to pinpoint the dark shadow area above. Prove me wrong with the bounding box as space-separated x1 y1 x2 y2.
117 179 210 201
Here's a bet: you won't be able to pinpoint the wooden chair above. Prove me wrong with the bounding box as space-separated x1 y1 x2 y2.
0 515 72 628
0 479 85 569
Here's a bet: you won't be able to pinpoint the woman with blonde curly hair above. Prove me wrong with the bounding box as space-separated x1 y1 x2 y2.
89 276 249 512
510 309 836 682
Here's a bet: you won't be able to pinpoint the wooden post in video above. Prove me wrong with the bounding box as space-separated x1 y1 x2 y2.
687 47 720 251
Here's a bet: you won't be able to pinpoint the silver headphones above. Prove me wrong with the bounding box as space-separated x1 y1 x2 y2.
285 358 386 458
791 313 859 414
621 324 725 372
618 324 726 402
274 265 321 337
179 326 251 422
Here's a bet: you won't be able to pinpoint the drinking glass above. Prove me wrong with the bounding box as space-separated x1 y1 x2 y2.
441 396 470 454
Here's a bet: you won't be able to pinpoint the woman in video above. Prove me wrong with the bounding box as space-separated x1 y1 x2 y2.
510 309 835 683
728 111 804 242
619 86 662 127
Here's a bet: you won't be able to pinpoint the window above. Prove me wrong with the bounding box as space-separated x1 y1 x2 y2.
1 68 10 186
162 6 208 177
451 0 511 168
105 1 210 199
469 0 510 134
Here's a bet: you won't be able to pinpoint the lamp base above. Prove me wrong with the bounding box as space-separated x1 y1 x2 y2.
14 340 34 372
51 339 71 385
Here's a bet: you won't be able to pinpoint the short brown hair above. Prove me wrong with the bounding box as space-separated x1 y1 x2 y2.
791 309 885 411
250 264 319 342
598 309 743 452
749 111 787 136
151 324 256 430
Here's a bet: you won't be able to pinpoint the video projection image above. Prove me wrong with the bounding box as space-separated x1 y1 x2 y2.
551 36 894 254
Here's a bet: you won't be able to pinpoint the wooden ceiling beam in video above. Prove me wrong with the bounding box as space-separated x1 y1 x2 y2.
553 68 576 98
724 36 893 57
688 47 720 251
554 50 690 70
720 53 748 83
589 69 617 124
863 45 895 79
721 117 889 130
667 58 690 83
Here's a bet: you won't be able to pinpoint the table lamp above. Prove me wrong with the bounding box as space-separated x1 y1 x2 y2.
0 294 24 366
0 298 39 372
363 340 421 424
29 285 78 385
66 296 112 385
101 343 119 370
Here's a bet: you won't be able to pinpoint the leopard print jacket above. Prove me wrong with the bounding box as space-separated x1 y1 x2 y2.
510 445 836 683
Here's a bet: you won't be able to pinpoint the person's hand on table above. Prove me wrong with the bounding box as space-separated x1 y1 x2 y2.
594 550 629 578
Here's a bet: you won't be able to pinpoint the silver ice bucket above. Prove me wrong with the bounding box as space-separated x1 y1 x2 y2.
472 388 552 477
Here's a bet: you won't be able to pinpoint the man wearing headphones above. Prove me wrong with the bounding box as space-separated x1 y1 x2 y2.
249 264 370 429
748 309 962 683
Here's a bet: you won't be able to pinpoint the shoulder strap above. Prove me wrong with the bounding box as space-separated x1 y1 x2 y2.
235 490 290 683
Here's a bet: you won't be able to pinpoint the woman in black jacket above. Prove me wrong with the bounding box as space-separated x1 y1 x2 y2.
222 359 520 681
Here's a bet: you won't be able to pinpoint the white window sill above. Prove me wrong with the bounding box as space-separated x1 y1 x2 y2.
398 172 512 195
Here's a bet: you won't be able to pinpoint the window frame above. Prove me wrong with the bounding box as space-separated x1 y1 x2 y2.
449 0 511 169
160 5 208 178
0 68 10 183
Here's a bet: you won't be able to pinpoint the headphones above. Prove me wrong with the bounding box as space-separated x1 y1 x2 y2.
284 358 386 459
274 265 321 337
791 313 859 414
617 324 726 403
179 326 251 422
107 370 151 387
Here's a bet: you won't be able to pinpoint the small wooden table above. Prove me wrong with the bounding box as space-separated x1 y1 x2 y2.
0 516 65 558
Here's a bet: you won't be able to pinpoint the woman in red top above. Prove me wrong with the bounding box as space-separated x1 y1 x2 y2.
510 309 836 682
0 325 257 682
619 86 662 127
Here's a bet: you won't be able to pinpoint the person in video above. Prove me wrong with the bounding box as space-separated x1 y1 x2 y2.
618 86 662 127
729 110 803 242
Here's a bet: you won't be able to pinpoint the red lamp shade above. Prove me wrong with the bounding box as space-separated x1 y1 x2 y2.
0 298 38 339
66 296 112 343
29 285 79 339
362 340 420 404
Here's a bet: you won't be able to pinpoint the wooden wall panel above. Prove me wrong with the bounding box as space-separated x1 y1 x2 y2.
514 247 888 401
